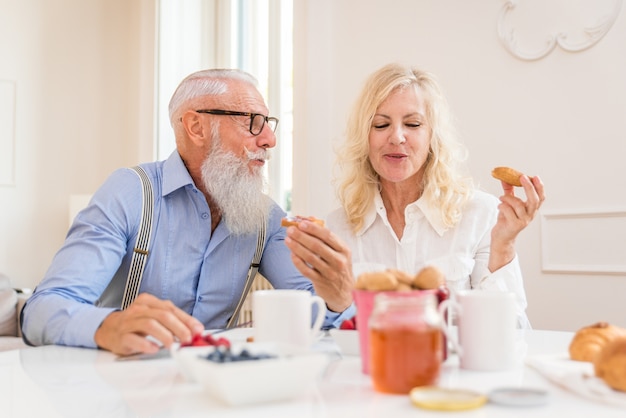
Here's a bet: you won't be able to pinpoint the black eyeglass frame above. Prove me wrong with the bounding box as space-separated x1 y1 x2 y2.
195 109 279 136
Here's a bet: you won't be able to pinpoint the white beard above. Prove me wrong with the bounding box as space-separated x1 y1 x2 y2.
201 139 272 236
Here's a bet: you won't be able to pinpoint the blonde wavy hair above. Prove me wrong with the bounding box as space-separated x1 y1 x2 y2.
335 63 474 233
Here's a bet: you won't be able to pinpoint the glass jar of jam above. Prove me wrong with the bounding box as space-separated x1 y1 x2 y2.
369 291 444 394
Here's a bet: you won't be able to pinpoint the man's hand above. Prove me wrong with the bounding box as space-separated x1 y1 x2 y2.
284 220 354 313
94 293 204 356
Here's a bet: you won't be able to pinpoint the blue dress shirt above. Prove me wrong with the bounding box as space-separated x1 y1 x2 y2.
22 151 354 348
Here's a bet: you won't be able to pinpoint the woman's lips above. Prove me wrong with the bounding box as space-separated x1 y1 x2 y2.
384 153 407 160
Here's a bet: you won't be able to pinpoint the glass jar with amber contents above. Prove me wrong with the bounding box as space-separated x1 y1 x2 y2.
369 291 445 394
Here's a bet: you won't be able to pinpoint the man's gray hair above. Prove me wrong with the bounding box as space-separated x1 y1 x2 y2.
168 69 258 126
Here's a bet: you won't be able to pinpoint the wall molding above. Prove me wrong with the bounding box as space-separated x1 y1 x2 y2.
541 208 626 274
0 79 16 187
498 0 623 61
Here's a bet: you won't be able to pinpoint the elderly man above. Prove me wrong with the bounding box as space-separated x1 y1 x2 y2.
21 69 355 356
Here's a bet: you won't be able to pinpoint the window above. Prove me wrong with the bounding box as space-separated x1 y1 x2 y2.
156 0 293 211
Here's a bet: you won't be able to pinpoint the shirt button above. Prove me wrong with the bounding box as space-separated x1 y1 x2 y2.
201 212 209 219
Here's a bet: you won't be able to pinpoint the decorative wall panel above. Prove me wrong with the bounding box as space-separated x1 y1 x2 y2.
541 209 626 274
498 0 623 61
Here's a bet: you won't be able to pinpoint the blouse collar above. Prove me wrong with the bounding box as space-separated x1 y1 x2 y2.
357 192 448 237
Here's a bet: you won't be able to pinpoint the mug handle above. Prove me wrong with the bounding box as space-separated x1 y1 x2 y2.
438 299 463 357
310 295 326 339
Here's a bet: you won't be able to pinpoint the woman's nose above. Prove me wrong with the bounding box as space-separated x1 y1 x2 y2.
389 125 406 145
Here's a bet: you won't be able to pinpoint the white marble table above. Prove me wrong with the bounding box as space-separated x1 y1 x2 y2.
0 329 624 417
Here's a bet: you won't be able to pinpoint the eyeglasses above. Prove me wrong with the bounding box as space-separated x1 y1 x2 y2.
195 109 279 136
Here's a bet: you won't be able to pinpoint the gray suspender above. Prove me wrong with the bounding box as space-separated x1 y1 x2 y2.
122 165 266 328
226 220 266 328
121 166 153 310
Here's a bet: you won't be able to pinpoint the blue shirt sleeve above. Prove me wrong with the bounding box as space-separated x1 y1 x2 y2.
22 167 143 347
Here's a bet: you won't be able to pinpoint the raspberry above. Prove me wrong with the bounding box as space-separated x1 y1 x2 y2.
436 285 450 303
340 318 356 330
215 337 231 348
181 333 231 348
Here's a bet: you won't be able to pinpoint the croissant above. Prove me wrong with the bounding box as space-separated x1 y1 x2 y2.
594 336 626 392
569 322 626 362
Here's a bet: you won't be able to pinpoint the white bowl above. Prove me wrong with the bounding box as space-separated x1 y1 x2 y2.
329 329 360 356
172 342 330 406
171 344 211 382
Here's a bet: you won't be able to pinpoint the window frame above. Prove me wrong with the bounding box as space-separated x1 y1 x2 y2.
156 0 293 211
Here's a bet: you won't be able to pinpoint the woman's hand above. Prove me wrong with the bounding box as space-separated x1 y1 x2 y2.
94 293 204 356
489 174 546 271
284 220 354 313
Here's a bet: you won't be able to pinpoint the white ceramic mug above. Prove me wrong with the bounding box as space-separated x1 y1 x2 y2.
439 290 517 371
252 289 326 349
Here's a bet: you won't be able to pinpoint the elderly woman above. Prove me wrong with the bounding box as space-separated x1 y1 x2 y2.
285 63 545 328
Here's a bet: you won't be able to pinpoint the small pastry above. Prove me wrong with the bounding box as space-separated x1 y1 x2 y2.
396 282 413 292
281 216 325 227
355 271 398 291
491 166 525 187
386 269 414 287
412 266 446 290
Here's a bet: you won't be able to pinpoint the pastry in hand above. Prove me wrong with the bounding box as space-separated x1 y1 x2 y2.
281 215 325 227
594 336 626 392
569 322 626 362
491 166 525 187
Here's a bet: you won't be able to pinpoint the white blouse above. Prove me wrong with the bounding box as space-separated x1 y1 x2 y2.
326 190 531 329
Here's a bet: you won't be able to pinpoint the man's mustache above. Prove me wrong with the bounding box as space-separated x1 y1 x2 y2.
245 148 271 162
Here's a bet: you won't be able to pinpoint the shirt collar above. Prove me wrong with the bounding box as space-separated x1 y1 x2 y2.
415 196 448 236
357 195 380 237
358 191 448 237
162 151 196 196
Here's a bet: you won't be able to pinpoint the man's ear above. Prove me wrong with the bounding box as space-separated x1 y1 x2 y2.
180 111 207 147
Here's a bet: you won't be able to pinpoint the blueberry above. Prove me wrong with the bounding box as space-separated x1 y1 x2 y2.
203 347 276 363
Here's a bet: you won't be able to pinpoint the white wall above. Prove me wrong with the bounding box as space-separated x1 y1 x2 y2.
0 0 155 289
293 0 626 331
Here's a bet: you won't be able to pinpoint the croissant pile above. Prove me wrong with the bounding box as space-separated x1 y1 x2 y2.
569 321 626 392
344 267 448 331
355 265 445 291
